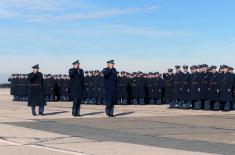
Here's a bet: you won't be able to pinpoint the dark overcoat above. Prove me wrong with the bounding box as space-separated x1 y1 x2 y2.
28 72 46 106
163 74 175 100
181 72 191 101
220 72 233 101
208 72 221 101
190 72 202 100
69 68 84 100
103 68 117 101
174 71 184 100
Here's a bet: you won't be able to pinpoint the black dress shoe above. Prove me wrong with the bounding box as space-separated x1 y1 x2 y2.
32 114 37 116
39 113 45 116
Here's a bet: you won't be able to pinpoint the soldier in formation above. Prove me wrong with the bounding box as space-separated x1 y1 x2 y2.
9 64 235 111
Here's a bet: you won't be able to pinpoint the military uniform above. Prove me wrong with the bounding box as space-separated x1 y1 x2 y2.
136 75 146 104
8 74 17 101
200 65 210 110
182 66 192 109
208 68 221 110
190 66 202 110
61 75 70 101
163 70 175 108
103 60 117 117
174 66 184 108
220 69 233 111
117 73 129 104
44 75 55 102
147 73 164 104
69 60 84 116
28 64 46 116
232 72 235 110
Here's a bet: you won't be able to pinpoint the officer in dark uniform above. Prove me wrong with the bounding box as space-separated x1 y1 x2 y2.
130 73 138 104
8 74 17 101
136 72 146 105
117 71 129 104
69 60 84 116
147 72 164 104
103 60 117 117
22 74 29 101
208 66 221 111
15 74 21 101
28 64 46 116
190 65 202 110
229 67 235 110
174 65 184 108
201 64 211 110
83 71 89 104
44 74 54 102
182 65 192 109
220 65 233 111
61 74 70 101
164 69 175 108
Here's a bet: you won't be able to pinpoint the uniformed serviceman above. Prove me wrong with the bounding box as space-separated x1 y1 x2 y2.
69 60 84 117
117 71 129 104
190 65 202 110
220 65 233 111
229 67 235 110
174 65 184 108
201 64 210 110
182 65 192 109
164 69 175 108
103 60 117 117
8 74 17 101
208 66 221 111
28 64 46 116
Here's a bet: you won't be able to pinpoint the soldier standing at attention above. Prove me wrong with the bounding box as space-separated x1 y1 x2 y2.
174 65 184 108
103 60 117 117
28 64 46 116
220 65 233 111
182 65 192 109
229 67 235 110
69 60 84 117
164 69 175 108
190 65 202 110
208 66 221 111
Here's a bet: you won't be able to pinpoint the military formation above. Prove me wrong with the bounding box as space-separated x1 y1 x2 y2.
8 64 235 112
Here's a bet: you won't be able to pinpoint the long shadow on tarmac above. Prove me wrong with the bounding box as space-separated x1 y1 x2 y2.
5 116 235 155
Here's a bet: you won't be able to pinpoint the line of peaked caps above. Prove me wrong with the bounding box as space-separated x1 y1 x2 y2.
11 63 234 78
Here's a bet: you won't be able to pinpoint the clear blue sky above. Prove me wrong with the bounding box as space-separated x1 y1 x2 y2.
0 0 235 74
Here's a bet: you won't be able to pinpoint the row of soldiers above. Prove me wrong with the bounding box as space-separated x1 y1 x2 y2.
8 64 235 111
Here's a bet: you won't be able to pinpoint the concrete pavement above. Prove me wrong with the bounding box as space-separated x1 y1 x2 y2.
0 89 234 155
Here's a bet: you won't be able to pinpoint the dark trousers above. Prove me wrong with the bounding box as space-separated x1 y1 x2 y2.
105 97 116 116
31 106 44 115
72 98 82 116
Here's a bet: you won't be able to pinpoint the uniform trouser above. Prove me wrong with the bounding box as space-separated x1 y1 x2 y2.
138 98 145 104
232 102 235 110
184 101 192 109
194 100 201 110
204 100 211 110
105 96 116 116
213 101 220 111
149 98 161 104
72 98 82 116
169 99 176 108
117 98 127 104
177 100 183 108
223 101 231 111
31 106 44 115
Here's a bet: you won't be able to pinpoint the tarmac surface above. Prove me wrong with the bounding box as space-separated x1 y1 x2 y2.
0 88 235 155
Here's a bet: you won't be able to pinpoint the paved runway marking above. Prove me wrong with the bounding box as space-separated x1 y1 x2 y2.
0 138 89 155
